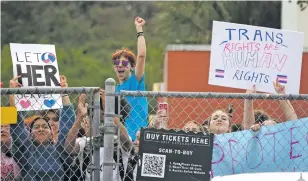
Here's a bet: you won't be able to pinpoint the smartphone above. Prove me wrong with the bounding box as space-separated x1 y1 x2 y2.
18 76 23 86
158 102 168 117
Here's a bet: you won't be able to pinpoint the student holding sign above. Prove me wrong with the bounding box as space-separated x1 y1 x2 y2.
242 79 298 131
38 75 68 144
112 16 148 141
8 75 78 181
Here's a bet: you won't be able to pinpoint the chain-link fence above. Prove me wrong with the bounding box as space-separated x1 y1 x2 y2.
2 82 308 181
0 87 102 181
102 79 308 181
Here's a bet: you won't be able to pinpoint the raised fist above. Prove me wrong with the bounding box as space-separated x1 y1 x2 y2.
135 16 145 27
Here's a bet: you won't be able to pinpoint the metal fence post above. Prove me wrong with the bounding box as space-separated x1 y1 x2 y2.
93 90 101 181
103 78 116 181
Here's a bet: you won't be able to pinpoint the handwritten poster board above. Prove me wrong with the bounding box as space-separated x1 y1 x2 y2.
211 118 308 178
137 128 214 181
10 43 62 111
208 21 304 94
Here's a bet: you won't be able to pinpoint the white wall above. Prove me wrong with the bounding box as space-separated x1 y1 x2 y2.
282 0 308 47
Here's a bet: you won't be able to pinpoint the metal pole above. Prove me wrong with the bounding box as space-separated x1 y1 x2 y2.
93 90 101 181
103 78 116 181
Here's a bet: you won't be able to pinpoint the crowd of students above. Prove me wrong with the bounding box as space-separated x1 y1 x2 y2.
0 16 301 181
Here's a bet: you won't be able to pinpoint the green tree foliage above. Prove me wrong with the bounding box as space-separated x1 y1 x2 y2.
1 1 284 90
152 1 281 44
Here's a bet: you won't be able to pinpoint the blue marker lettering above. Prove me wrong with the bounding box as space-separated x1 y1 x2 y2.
264 75 269 83
225 28 237 40
239 29 249 41
276 33 283 44
254 30 263 41
265 31 274 42
233 70 241 80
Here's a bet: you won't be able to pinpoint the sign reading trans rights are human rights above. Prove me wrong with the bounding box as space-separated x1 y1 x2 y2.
208 21 304 94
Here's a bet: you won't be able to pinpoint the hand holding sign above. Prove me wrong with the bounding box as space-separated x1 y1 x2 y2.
78 94 88 118
273 78 286 95
246 85 256 94
10 76 32 109
10 76 22 88
250 123 261 132
59 75 68 88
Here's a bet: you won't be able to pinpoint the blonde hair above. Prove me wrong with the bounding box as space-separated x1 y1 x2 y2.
183 121 205 133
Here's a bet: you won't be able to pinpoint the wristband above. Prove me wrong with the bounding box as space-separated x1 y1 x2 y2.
136 32 144 38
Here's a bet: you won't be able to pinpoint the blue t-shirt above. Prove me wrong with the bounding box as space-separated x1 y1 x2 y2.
116 72 148 140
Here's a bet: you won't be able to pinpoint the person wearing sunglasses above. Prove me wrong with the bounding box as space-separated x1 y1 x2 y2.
111 16 148 141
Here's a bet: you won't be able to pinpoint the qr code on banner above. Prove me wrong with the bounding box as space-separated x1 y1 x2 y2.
141 153 166 178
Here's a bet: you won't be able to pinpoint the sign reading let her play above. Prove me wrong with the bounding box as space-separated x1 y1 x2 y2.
208 21 304 94
10 43 62 111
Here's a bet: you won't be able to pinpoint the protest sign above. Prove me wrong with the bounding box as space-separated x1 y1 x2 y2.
208 21 304 94
10 43 62 111
211 117 308 178
137 128 214 181
212 172 308 181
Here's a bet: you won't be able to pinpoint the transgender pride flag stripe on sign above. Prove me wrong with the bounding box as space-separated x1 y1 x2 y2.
215 69 224 78
277 75 288 84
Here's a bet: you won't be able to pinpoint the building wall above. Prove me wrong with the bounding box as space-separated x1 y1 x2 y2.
163 45 308 128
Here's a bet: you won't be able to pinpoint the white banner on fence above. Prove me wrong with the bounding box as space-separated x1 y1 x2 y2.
211 172 308 181
10 43 62 111
208 21 304 94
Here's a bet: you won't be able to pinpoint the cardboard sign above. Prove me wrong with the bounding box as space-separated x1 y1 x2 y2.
211 118 308 178
10 43 62 111
208 21 304 94
137 128 214 181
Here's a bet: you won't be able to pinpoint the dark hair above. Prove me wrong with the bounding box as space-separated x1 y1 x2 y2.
29 117 52 133
38 109 60 121
78 128 86 138
254 110 269 124
88 96 131 124
202 120 209 126
231 124 242 132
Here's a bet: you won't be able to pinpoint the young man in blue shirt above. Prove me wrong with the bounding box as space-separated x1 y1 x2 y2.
111 16 148 140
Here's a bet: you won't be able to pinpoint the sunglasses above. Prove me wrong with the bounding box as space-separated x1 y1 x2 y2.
113 59 129 67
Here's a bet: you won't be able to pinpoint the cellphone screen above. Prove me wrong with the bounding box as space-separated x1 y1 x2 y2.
18 76 23 86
